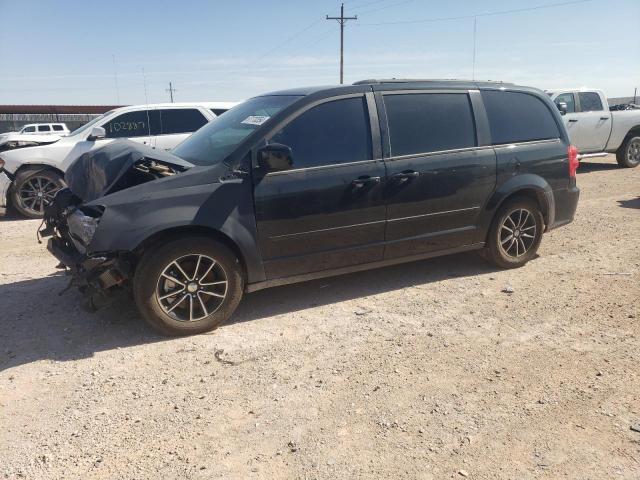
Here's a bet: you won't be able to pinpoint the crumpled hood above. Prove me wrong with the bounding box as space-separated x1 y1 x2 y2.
65 139 193 202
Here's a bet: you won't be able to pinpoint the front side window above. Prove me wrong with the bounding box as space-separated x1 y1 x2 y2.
158 109 208 135
270 96 372 169
482 90 560 145
554 93 576 113
38 125 51 132
173 95 301 166
384 93 476 156
103 110 152 138
22 126 35 133
579 92 603 112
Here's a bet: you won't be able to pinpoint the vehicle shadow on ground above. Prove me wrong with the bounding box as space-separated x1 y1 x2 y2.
618 197 640 209
577 161 621 173
0 252 498 372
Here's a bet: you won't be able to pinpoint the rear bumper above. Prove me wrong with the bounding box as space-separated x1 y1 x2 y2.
549 185 580 230
0 171 11 216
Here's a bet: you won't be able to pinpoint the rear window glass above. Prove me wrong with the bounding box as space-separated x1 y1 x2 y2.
578 92 603 112
384 93 476 156
158 109 208 135
481 90 560 144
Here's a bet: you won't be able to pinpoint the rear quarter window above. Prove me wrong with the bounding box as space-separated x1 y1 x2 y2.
481 90 560 145
52 125 64 131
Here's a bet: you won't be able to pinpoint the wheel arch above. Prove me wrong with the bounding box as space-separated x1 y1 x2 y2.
132 225 249 282
476 175 554 243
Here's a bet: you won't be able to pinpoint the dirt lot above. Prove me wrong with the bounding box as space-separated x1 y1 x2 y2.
0 155 638 480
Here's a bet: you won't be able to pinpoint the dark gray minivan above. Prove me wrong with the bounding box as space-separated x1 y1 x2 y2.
42 79 580 335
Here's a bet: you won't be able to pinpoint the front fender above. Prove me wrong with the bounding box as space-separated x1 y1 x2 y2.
475 174 555 243
87 177 265 284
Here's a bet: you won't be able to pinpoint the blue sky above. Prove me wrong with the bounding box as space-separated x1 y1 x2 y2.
0 0 638 105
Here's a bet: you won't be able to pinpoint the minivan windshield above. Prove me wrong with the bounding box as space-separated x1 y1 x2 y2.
172 95 301 166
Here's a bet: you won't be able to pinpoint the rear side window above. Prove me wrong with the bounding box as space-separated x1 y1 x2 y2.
270 96 372 169
384 93 476 156
52 124 64 131
482 90 560 144
38 125 51 132
158 109 208 135
103 110 152 138
578 92 603 112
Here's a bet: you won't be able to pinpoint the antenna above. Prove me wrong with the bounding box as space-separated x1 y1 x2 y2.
472 16 477 81
142 67 152 140
326 3 357 84
166 82 177 103
112 54 120 104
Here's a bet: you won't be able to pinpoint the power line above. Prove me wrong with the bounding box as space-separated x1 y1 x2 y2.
354 0 592 26
356 0 418 16
326 3 358 84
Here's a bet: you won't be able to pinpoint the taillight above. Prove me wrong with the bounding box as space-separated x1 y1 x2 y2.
568 145 579 178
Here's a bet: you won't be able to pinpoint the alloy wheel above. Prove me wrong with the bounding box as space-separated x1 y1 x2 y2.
155 254 228 322
627 138 640 166
18 176 60 215
499 208 537 258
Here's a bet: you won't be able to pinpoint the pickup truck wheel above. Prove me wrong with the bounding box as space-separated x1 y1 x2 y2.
481 197 544 269
133 237 244 336
10 169 64 218
616 136 640 168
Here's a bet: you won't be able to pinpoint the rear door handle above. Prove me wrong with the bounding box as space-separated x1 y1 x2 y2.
351 176 381 188
568 119 578 123
392 170 420 182
600 116 610 120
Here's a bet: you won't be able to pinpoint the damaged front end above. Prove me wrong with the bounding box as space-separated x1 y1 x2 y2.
40 188 133 309
39 140 193 309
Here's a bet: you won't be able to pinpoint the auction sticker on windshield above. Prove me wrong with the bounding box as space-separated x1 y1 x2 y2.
241 116 270 126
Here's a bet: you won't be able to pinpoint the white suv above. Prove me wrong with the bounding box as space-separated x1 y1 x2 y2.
0 101 237 218
18 123 70 135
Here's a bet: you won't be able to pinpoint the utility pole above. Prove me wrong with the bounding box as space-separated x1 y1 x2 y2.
634 87 637 105
166 82 177 103
326 3 357 84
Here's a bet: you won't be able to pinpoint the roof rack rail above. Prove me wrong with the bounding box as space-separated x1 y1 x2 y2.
353 78 510 85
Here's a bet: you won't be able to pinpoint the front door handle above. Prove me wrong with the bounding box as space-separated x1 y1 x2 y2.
568 119 578 123
351 176 381 188
600 116 610 120
392 170 420 182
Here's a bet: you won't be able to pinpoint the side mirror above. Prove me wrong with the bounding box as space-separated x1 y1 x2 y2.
258 143 293 172
557 102 568 116
87 126 106 141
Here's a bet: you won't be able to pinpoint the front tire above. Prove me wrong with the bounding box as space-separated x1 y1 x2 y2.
133 237 244 336
10 169 65 218
616 135 640 168
481 197 544 269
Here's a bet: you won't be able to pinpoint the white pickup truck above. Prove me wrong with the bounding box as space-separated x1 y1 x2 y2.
546 89 640 168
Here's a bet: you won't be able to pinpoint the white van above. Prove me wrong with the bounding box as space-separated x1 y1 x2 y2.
0 101 238 218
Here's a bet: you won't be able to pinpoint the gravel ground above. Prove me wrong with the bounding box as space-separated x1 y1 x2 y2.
0 155 638 480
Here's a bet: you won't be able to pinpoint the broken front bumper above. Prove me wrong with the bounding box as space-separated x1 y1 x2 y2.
47 236 131 293
0 170 11 216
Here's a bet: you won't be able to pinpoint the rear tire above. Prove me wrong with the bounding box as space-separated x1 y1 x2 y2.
616 135 640 168
10 169 64 218
133 237 244 336
481 197 544 269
